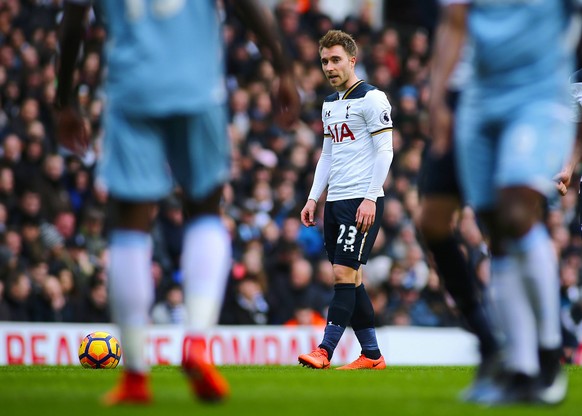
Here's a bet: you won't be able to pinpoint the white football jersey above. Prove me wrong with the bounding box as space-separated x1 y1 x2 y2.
322 80 393 201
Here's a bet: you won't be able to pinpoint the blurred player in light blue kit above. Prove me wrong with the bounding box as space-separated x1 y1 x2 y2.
430 0 581 405
56 0 299 405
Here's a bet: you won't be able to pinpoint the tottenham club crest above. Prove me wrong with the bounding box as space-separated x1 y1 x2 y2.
379 110 391 125
325 110 331 118
345 103 351 119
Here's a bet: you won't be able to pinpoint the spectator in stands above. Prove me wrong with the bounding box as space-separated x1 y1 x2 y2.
284 303 326 326
31 275 71 322
70 273 110 323
9 188 42 227
311 259 334 317
0 133 22 169
37 153 70 221
77 207 106 258
19 214 44 263
5 271 32 321
0 167 17 213
151 283 187 325
53 209 75 241
221 277 269 325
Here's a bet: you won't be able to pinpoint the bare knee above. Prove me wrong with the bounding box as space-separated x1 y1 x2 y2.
333 264 358 284
183 186 223 220
417 196 459 242
110 199 157 232
496 187 544 239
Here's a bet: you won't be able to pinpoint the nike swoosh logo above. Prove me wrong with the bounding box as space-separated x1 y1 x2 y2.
372 362 382 367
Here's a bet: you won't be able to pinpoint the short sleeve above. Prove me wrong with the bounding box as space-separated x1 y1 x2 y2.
362 90 393 137
322 104 332 138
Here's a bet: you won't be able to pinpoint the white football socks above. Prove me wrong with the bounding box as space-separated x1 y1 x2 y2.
519 224 562 349
491 223 563 376
108 230 154 373
182 216 231 330
490 256 539 376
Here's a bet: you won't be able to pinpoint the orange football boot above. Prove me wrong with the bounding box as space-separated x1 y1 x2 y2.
336 354 386 370
102 371 152 405
298 347 331 369
182 336 229 402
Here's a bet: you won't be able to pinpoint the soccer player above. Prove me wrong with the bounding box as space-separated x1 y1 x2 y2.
56 0 299 405
298 30 393 370
419 2 498 401
430 0 580 405
555 68 582 199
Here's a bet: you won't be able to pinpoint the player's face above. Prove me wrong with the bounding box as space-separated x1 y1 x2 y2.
320 45 356 91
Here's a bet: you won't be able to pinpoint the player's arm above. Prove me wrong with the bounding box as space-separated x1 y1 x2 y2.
231 0 300 129
428 1 469 155
301 135 332 227
55 1 91 154
556 124 582 195
358 91 394 233
556 72 582 195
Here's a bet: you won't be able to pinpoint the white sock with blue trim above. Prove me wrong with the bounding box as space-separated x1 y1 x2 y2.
108 230 154 373
490 255 539 376
182 216 231 330
517 223 562 349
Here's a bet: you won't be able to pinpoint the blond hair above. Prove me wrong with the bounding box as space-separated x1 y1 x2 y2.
319 30 358 57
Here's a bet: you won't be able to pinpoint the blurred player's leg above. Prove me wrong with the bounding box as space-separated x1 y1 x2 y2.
180 188 230 402
521 223 566 404
418 147 499 400
169 112 231 401
103 202 156 405
484 189 565 404
489 254 539 403
99 114 174 405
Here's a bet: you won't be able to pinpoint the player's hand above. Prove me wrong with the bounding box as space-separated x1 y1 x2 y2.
356 199 376 234
428 99 453 156
56 106 89 155
273 72 300 130
554 170 572 196
300 199 317 227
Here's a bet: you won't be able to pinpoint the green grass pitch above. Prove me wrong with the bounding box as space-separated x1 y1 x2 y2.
0 365 581 416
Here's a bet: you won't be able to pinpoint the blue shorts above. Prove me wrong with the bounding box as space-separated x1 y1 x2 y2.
323 197 384 270
98 105 230 201
456 97 573 211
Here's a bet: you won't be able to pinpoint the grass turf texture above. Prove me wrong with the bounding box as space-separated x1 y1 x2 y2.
0 366 580 415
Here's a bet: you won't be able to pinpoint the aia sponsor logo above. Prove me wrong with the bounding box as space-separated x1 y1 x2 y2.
328 123 355 143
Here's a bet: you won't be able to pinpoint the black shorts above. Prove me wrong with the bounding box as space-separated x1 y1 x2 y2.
418 146 461 197
323 197 384 270
418 89 461 197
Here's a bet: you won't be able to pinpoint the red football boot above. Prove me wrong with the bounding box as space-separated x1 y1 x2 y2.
102 371 152 405
182 335 229 402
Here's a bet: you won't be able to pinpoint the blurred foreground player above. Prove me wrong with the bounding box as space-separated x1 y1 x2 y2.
431 0 581 405
56 0 299 405
419 1 498 402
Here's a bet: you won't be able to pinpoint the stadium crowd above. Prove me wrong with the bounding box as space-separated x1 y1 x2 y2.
0 0 580 352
